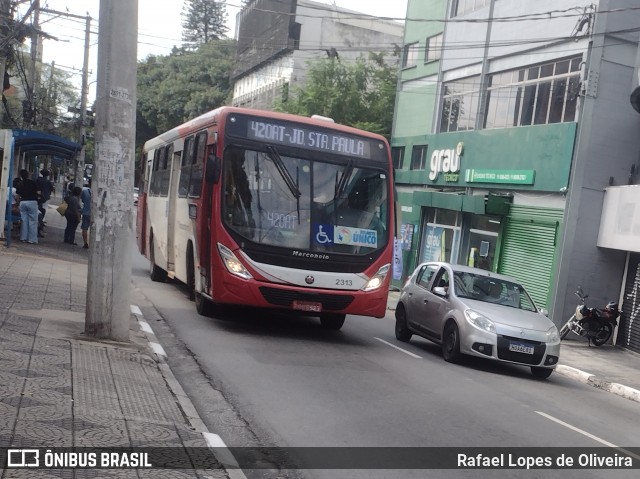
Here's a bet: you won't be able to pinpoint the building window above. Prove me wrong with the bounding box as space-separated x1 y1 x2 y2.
410 145 428 170
391 146 405 169
425 34 443 63
453 0 490 17
439 76 481 133
402 42 419 68
484 56 582 130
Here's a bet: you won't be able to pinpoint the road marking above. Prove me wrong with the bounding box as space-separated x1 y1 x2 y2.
139 321 153 334
535 411 640 461
149 342 166 358
202 432 247 478
130 305 143 316
374 337 422 359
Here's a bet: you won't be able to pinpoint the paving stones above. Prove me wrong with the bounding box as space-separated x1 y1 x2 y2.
0 242 227 478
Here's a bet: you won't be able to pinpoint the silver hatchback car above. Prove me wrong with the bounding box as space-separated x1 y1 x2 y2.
395 262 560 379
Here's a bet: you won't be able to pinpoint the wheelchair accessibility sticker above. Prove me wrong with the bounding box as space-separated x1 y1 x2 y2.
313 224 378 247
313 224 334 244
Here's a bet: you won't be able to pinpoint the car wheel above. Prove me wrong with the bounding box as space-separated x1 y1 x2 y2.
395 305 412 343
531 367 553 379
442 321 461 363
149 236 167 283
320 314 346 330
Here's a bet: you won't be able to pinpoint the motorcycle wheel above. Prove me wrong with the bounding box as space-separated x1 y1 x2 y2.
591 323 613 347
559 315 574 340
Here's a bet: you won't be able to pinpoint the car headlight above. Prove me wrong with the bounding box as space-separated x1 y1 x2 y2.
217 243 252 280
465 309 496 334
363 264 390 291
546 325 560 343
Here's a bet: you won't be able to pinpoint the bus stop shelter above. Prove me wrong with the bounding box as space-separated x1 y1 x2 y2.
1 129 81 246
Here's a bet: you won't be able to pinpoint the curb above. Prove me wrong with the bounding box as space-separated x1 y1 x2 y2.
556 365 640 404
130 305 247 479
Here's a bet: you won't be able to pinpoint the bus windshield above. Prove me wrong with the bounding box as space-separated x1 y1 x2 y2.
222 146 389 255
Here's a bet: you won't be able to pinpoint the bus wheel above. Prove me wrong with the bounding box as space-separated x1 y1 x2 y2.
320 313 346 331
195 293 214 317
187 246 195 301
149 236 167 283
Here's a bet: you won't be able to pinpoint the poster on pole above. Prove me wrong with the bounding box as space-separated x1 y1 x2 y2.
400 223 415 251
393 238 403 280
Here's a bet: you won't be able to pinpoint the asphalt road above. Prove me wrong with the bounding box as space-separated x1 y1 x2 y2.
130 241 639 479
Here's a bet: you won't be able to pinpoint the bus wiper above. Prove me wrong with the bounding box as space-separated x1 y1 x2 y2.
336 160 354 201
266 145 301 199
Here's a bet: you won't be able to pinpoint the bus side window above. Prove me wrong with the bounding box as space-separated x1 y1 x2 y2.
160 146 171 197
188 131 207 198
179 136 194 198
151 149 161 196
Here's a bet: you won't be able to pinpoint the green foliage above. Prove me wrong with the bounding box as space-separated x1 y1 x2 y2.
182 0 228 47
136 39 236 148
275 52 398 139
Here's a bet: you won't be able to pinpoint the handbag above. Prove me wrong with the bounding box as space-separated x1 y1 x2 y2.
56 201 68 216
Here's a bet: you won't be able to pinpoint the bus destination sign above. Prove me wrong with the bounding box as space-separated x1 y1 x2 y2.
228 115 386 161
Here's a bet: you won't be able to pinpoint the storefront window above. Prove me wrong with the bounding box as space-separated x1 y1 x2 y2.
419 209 461 264
464 215 501 270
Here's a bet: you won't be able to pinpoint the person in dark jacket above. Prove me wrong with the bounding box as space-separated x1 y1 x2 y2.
64 186 82 245
36 169 54 237
15 169 39 244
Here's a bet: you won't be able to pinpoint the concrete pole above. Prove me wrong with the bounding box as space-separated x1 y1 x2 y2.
27 0 40 127
85 0 138 341
74 14 91 185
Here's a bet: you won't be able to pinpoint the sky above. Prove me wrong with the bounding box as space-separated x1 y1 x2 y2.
25 0 408 102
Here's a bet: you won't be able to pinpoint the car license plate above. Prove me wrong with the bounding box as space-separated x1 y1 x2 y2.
509 342 534 355
292 300 322 313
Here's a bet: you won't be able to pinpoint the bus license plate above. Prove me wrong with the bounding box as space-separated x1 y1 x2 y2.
292 301 322 313
509 342 534 355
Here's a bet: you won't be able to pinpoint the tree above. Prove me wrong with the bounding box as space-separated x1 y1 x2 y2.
275 53 399 140
135 39 236 179
182 0 228 47
2 45 79 133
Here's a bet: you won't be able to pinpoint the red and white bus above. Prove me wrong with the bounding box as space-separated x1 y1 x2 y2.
136 107 395 330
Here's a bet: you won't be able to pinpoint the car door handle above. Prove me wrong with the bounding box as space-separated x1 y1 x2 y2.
423 299 429 304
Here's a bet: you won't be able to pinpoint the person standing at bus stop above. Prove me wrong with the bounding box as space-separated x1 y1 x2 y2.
80 178 91 249
64 186 82 245
16 169 39 244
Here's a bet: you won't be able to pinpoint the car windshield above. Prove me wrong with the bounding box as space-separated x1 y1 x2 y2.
453 271 537 312
222 146 389 254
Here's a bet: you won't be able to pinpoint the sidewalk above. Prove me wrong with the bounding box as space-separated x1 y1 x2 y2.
387 291 640 402
1 199 229 477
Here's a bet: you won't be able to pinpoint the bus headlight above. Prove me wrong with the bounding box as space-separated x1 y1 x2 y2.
363 264 390 291
217 243 252 280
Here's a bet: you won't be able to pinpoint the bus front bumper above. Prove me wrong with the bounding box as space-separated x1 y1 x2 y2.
213 274 389 318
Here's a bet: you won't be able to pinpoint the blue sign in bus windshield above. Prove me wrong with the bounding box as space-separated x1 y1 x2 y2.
227 114 387 161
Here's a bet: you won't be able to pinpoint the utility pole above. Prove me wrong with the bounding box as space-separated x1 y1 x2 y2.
40 7 93 184
0 0 10 127
27 0 40 128
85 0 138 341
75 14 91 185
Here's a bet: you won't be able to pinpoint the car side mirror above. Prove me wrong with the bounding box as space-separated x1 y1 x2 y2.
205 153 221 184
433 286 448 297
538 308 549 316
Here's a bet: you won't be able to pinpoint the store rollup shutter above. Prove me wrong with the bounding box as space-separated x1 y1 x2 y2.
619 253 640 353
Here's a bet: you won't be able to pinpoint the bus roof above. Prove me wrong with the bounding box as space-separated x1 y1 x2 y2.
142 106 389 152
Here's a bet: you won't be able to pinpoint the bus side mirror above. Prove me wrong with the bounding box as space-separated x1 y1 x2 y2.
206 154 221 184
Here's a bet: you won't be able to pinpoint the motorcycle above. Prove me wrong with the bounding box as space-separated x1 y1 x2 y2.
559 287 619 346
